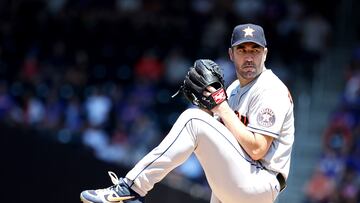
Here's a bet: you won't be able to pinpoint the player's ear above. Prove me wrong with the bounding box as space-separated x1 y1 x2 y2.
263 47 268 62
228 48 234 61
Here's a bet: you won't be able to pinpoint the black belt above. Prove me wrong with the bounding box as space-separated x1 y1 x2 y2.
276 173 287 192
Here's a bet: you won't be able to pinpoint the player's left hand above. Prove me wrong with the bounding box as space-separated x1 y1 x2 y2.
174 59 228 110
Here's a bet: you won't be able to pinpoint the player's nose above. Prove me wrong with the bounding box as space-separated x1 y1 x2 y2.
244 56 253 62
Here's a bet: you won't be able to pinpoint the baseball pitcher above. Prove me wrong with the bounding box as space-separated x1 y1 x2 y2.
80 23 294 203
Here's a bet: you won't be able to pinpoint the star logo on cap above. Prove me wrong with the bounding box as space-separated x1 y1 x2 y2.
243 26 255 37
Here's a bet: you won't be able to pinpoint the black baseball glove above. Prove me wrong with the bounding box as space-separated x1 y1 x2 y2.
173 59 227 110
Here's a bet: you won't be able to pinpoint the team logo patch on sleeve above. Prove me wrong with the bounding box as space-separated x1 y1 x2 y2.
257 108 275 127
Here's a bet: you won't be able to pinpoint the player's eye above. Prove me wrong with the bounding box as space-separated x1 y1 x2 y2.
236 49 245 54
251 49 261 54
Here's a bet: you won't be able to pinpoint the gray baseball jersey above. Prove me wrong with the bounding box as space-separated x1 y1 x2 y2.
124 68 294 203
227 68 294 179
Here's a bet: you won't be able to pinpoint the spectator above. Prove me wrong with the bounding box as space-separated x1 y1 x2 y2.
299 11 332 81
43 89 64 130
134 50 164 82
338 168 359 203
318 148 345 182
24 92 45 126
163 48 191 88
323 113 352 154
0 81 14 120
84 87 112 128
233 0 265 21
303 167 336 203
215 54 236 88
64 95 83 132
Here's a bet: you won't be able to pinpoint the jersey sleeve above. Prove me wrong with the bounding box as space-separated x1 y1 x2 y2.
246 87 292 138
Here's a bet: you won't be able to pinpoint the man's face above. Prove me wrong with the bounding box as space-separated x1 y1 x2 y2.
229 42 267 85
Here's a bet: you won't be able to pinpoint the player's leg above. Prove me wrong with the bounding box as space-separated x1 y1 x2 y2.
190 112 280 203
80 108 199 203
125 108 279 203
81 108 279 203
124 108 202 196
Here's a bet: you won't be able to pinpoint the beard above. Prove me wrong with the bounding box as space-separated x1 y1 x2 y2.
239 62 259 79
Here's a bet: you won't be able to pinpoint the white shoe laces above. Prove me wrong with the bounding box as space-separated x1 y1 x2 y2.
105 171 135 199
108 171 120 185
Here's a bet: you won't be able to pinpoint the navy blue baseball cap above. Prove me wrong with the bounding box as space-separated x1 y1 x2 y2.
231 23 267 47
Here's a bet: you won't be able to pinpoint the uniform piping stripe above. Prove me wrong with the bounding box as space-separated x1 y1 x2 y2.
247 125 279 137
129 117 264 186
129 121 188 187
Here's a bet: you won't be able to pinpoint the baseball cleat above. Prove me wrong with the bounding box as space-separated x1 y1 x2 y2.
80 171 144 203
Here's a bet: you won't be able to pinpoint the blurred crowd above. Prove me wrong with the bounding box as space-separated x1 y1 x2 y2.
303 44 360 203
0 0 335 189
